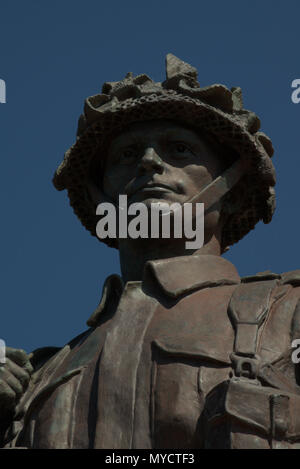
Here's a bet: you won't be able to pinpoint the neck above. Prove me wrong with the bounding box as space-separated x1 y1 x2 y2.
118 235 222 283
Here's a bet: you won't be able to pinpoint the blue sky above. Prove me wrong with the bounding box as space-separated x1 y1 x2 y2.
0 0 299 352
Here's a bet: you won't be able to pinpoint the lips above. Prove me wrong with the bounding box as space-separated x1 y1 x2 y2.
140 183 173 192
128 180 177 197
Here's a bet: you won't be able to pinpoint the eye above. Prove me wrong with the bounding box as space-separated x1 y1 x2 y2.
175 143 188 153
119 145 140 163
170 141 194 157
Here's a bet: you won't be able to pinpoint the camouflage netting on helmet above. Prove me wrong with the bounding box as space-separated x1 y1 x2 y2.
53 54 276 251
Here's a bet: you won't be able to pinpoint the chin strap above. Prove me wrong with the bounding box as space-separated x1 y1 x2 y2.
184 158 245 212
153 158 245 230
92 158 245 220
91 158 245 249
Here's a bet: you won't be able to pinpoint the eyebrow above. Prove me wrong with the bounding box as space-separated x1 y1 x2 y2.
109 132 143 152
110 128 202 150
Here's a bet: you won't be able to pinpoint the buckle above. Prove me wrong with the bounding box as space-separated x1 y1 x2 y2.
230 352 261 380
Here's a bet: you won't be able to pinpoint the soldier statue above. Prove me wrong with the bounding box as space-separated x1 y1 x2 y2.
1 54 300 449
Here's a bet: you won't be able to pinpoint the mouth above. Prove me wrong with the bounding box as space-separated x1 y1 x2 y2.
128 181 177 198
139 183 173 192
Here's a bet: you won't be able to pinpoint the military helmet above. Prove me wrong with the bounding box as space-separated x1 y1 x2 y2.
53 54 276 251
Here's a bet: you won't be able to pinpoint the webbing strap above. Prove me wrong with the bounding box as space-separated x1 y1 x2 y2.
228 280 278 379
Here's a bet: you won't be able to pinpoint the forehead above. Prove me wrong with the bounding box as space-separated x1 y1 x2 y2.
109 119 205 148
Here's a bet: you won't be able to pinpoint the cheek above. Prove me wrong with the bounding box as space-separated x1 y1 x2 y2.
182 165 213 191
103 166 134 198
102 169 120 199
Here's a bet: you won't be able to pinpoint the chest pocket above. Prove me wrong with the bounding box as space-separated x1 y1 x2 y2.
150 339 231 449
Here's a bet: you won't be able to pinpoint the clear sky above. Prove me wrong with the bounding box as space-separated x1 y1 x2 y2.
0 0 299 352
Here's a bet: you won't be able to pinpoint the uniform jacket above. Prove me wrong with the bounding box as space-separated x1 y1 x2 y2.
3 254 300 449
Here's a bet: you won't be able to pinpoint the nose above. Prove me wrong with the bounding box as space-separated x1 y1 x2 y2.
138 147 164 175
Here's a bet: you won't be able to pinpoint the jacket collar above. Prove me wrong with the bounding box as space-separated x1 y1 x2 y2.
87 254 240 326
145 254 240 298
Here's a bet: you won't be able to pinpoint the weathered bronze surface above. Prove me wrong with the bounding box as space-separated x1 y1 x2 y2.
1 55 300 449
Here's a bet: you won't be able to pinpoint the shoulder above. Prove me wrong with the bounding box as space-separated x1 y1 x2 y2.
30 346 61 372
240 269 300 337
30 328 93 372
240 269 300 289
280 270 300 287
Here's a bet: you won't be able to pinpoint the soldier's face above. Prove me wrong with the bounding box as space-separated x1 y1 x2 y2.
103 120 224 207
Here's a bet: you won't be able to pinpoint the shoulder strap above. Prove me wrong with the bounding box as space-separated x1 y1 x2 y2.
228 279 278 379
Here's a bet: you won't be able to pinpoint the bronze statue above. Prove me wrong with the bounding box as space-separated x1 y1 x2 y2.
1 54 300 449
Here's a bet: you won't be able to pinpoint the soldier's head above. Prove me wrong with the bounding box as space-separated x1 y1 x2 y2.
53 54 276 253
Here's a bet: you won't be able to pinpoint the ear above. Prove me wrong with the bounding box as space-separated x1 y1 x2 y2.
220 182 247 222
